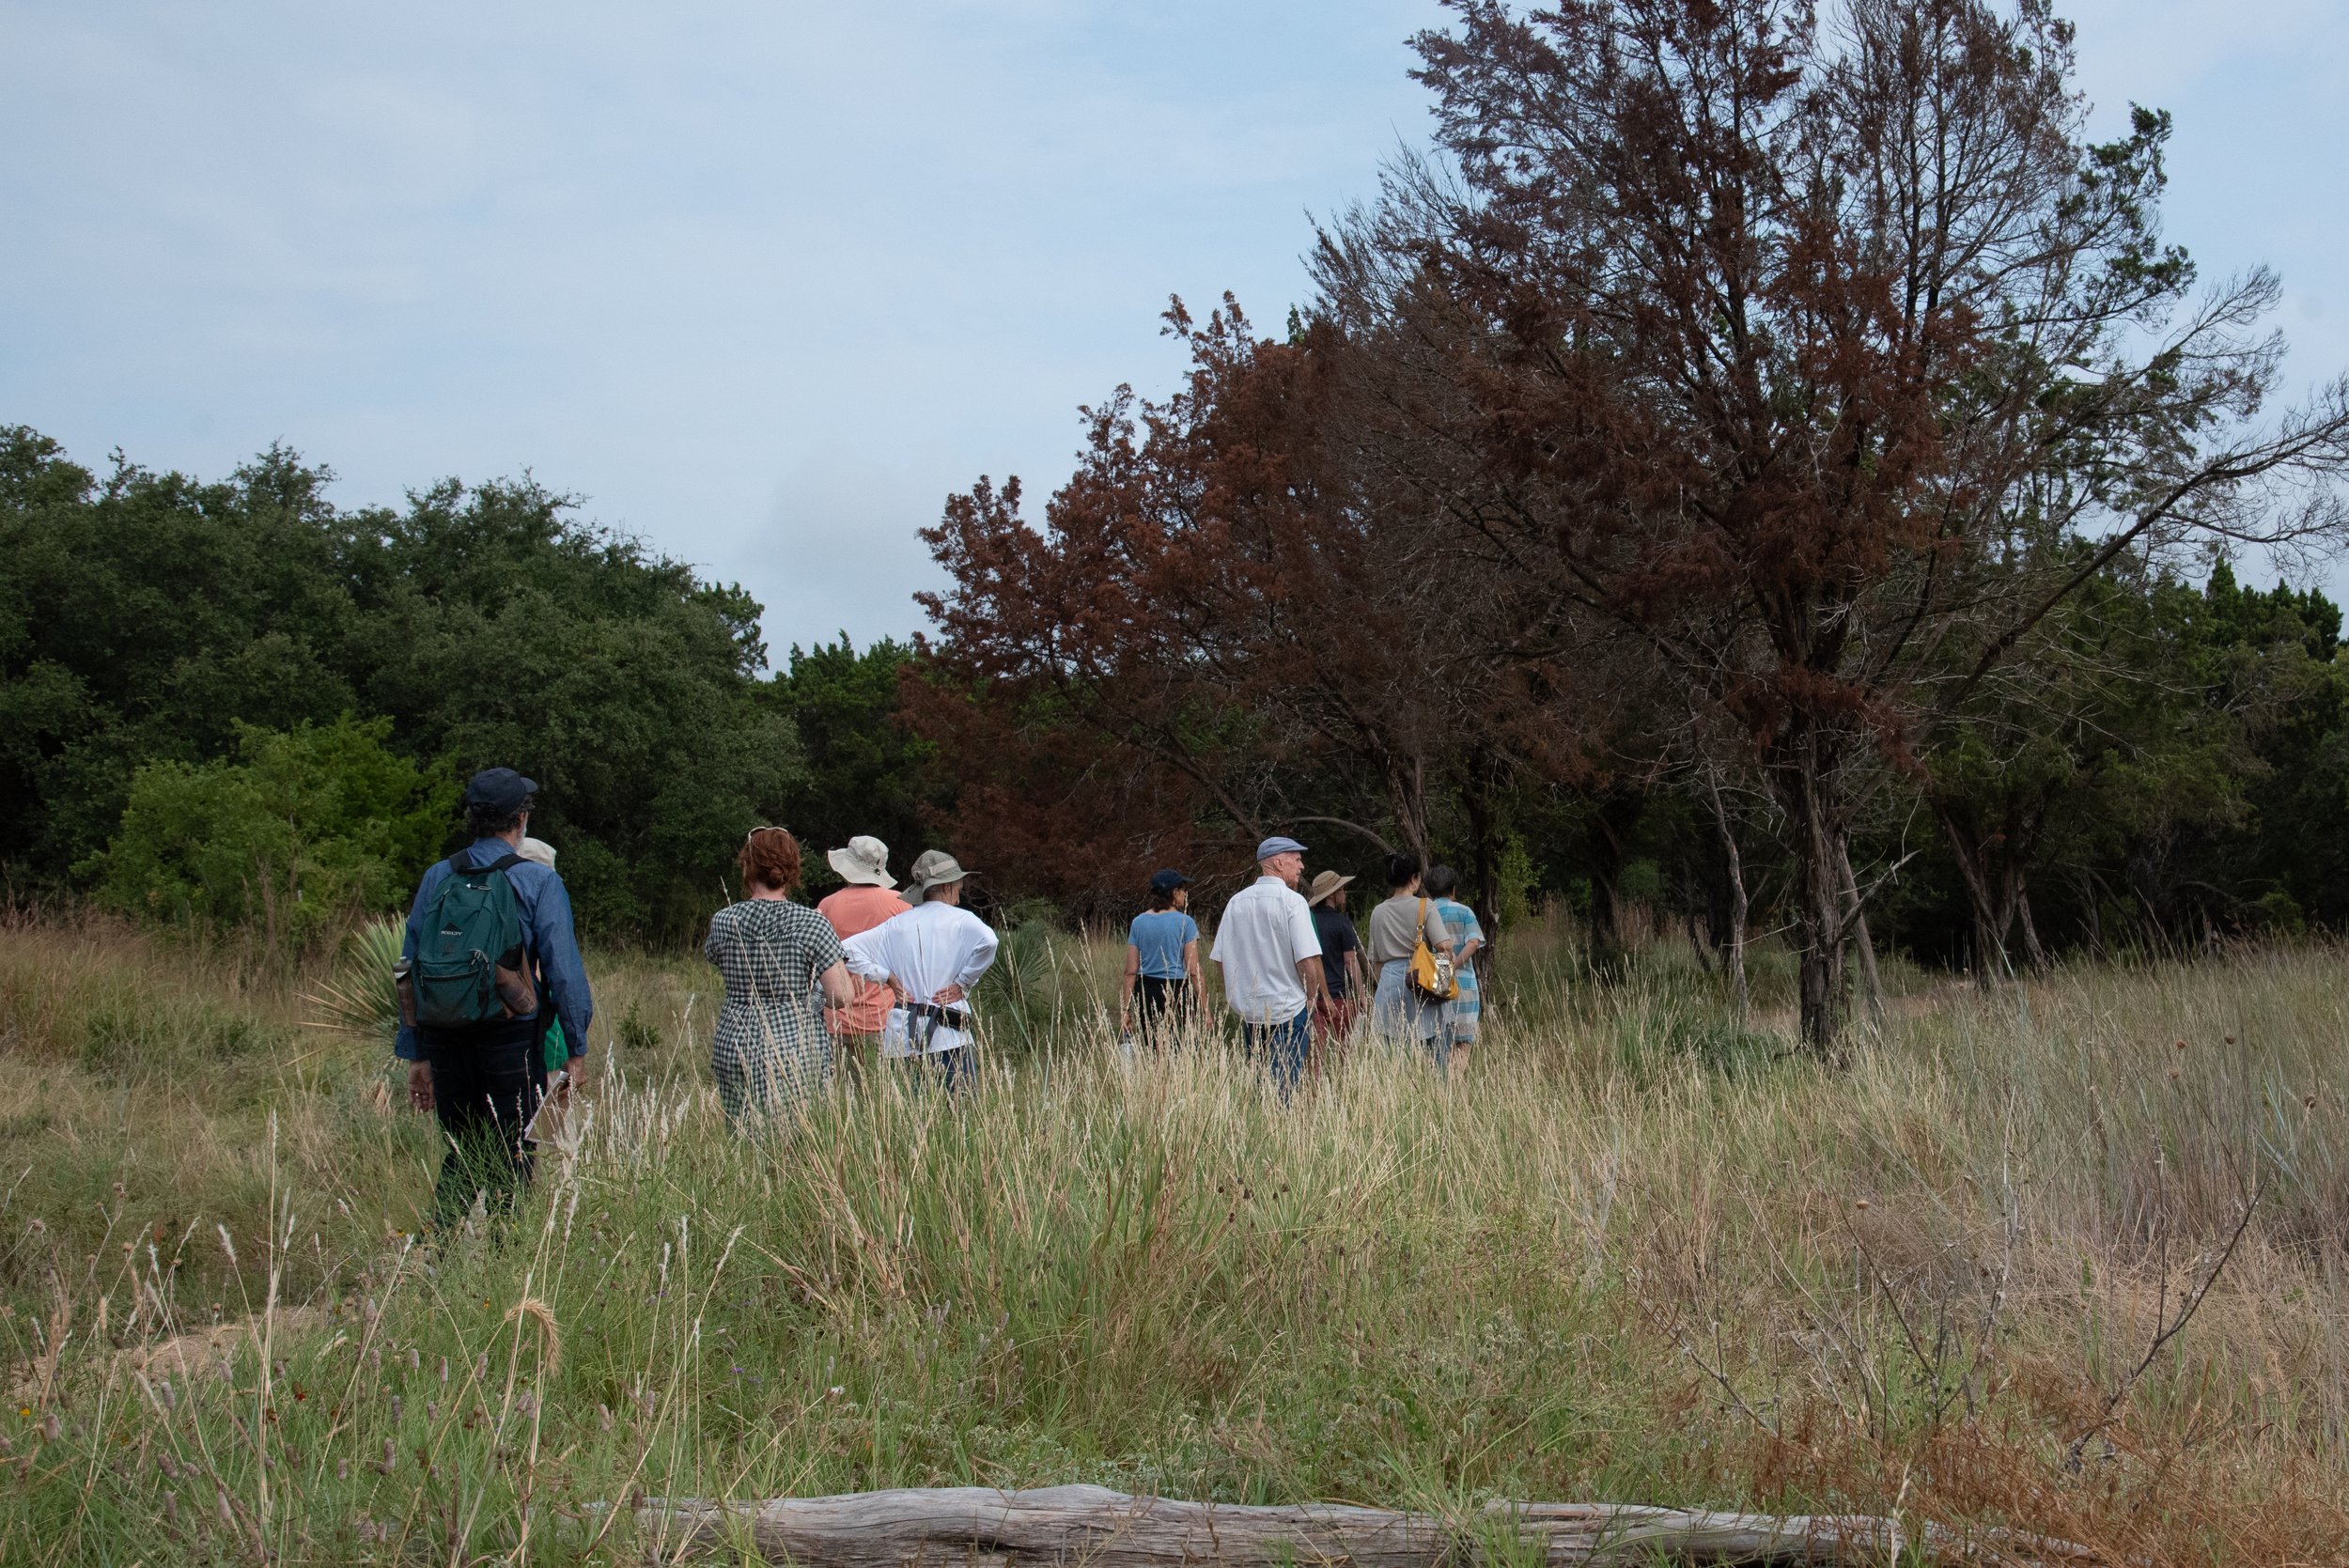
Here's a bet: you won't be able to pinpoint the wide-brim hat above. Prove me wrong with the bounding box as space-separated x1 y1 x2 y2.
1305 870 1355 908
901 849 972 897
827 835 894 888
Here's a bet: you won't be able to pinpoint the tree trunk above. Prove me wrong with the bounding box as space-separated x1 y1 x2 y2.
1774 731 1849 1062
1704 775 1750 1026
1584 790 1641 982
1796 877 1848 1061
2015 885 2049 973
2076 868 2106 959
1685 908 1716 974
1386 753 1432 866
637 1484 2096 1568
1460 746 1505 961
1838 839 1886 1031
1937 805 2012 986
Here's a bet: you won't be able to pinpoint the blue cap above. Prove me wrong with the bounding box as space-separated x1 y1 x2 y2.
463 767 537 812
1149 868 1191 893
1255 835 1307 861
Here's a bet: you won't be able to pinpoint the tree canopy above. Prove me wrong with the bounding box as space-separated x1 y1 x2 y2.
0 427 801 939
911 0 2349 1053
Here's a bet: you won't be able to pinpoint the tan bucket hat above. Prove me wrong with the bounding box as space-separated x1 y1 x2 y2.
901 849 972 898
1305 870 1356 908
826 834 894 888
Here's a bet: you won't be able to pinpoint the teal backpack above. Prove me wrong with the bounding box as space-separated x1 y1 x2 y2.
410 852 530 1031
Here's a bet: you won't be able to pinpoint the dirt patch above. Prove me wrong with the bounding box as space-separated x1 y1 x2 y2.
10 1305 323 1405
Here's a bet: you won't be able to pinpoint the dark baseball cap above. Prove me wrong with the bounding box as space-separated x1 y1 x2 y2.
1148 868 1192 894
462 767 537 811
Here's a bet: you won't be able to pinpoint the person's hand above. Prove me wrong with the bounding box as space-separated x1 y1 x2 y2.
934 983 967 1005
406 1062 434 1112
553 1069 575 1106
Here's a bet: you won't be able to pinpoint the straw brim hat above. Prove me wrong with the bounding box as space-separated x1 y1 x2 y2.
1306 870 1356 907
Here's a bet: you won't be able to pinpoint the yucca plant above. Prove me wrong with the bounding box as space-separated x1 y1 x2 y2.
303 912 404 1042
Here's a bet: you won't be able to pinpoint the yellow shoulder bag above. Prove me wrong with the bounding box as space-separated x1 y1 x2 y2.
1407 896 1457 1002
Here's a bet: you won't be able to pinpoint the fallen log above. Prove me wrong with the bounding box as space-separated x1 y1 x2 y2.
637 1483 2101 1566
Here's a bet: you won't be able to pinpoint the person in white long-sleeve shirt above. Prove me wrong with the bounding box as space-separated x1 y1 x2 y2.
840 849 999 1090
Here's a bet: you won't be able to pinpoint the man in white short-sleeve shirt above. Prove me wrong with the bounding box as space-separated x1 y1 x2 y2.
1208 835 1329 1096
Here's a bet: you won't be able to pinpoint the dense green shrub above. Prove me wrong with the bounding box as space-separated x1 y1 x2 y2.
95 716 448 948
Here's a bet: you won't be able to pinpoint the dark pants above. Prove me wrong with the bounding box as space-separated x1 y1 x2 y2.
1136 975 1190 1046
421 1016 543 1228
1242 1009 1312 1101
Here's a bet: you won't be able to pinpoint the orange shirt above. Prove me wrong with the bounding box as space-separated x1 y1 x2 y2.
816 883 911 1034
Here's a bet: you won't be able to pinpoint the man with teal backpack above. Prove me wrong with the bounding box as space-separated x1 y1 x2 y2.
393 768 594 1228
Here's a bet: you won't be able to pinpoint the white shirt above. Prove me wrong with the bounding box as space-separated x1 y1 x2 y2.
841 899 1001 1056
1208 876 1322 1024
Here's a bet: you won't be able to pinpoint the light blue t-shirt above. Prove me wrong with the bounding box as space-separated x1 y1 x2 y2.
1128 910 1200 980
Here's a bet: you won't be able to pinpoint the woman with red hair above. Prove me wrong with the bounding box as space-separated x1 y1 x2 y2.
703 827 857 1131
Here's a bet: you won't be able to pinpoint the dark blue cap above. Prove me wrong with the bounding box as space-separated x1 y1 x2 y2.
463 767 537 812
1149 868 1191 894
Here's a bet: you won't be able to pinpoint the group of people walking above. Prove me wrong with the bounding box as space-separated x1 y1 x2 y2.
1120 837 1486 1096
392 769 1488 1226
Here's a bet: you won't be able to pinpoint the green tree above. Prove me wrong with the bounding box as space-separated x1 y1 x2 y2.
348 478 801 935
1922 560 2343 966
0 431 360 880
2118 564 2349 939
98 717 451 950
768 636 937 889
0 431 801 940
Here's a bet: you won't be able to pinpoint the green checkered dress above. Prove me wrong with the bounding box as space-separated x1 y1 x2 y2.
702 898 844 1131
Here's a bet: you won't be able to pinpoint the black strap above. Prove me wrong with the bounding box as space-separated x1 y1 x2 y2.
455 850 525 876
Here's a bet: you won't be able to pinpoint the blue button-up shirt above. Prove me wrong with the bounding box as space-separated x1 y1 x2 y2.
395 837 594 1063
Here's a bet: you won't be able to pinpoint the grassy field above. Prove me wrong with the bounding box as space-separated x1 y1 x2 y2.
2 910 2345 1563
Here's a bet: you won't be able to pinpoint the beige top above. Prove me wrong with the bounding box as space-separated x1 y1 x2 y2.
1366 894 1451 966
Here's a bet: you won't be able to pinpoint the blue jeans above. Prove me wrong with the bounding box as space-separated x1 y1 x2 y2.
1241 1010 1312 1099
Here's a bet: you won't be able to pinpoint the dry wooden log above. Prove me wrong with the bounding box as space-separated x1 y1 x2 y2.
637 1483 2101 1566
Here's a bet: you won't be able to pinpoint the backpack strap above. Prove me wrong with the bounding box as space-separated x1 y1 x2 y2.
455 851 531 970
459 851 525 876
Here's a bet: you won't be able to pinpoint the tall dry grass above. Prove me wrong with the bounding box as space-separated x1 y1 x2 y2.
1 912 2344 1563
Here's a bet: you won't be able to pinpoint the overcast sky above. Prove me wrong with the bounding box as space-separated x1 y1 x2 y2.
6 1 2346 658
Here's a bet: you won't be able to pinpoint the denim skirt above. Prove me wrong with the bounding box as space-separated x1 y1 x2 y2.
1371 958 1444 1043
